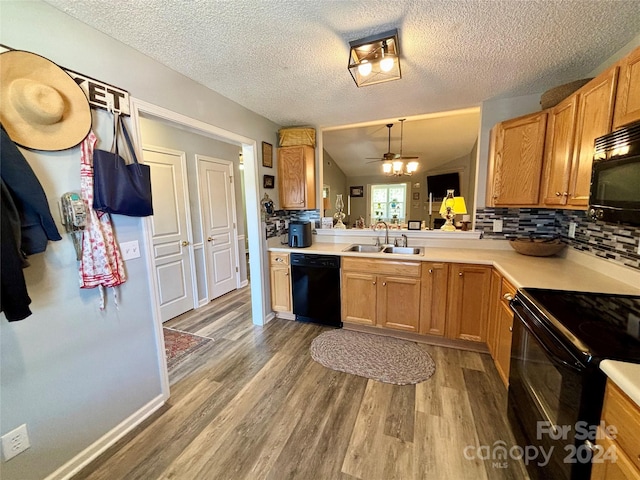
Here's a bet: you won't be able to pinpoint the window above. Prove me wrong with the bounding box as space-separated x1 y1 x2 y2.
370 183 407 223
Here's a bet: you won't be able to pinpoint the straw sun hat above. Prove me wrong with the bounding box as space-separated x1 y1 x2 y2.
0 50 91 151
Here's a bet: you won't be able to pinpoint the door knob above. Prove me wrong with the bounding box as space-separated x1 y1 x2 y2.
182 240 190 246
207 237 213 242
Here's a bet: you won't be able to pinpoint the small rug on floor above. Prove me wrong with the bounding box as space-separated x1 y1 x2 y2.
163 328 213 369
310 329 435 385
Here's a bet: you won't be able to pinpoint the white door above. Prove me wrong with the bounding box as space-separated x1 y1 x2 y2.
144 146 195 322
198 156 239 300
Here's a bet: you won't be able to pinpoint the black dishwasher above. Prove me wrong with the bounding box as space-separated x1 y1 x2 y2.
290 253 342 328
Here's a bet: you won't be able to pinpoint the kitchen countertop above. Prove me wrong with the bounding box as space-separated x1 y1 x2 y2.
268 236 640 404
268 237 640 295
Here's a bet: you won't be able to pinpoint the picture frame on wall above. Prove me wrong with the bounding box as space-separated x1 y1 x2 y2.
262 141 273 168
263 175 275 188
412 192 420 200
350 185 364 197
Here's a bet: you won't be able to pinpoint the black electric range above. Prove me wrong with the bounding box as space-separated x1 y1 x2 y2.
508 288 640 480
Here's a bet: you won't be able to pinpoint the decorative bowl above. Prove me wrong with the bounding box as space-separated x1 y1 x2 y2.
509 238 567 257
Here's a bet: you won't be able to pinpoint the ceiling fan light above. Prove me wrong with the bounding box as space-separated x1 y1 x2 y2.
406 161 419 173
380 56 394 72
382 162 392 174
392 160 403 173
358 60 372 77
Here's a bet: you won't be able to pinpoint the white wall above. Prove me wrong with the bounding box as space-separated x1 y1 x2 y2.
0 2 279 479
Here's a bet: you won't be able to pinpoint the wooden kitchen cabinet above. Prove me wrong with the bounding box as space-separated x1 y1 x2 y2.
567 64 618 207
277 145 316 210
613 46 640 130
446 264 492 342
541 94 579 205
487 111 547 206
269 252 292 313
419 262 450 336
494 278 516 387
341 257 421 333
591 381 640 480
486 269 503 356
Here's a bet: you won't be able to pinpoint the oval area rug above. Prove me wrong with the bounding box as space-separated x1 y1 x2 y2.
310 329 435 385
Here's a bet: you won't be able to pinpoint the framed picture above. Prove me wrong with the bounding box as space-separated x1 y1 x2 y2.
262 141 273 168
412 192 420 200
407 220 422 230
350 185 364 197
263 175 275 189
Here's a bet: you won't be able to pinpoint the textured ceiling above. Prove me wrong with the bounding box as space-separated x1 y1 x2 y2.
44 0 640 175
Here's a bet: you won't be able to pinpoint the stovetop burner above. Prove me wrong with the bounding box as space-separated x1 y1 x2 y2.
518 288 640 363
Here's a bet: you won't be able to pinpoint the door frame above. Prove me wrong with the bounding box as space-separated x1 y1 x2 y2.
143 144 199 318
195 155 241 301
129 97 267 400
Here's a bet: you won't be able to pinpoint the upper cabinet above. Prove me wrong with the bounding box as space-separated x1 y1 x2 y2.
567 64 618 207
613 46 640 130
487 111 547 206
277 145 316 210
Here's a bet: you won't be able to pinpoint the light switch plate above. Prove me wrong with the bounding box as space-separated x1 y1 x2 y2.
493 219 503 233
120 240 140 260
568 222 577 238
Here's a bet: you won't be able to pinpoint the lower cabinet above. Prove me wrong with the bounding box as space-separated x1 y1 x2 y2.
341 257 421 333
487 273 517 387
419 262 449 336
269 252 292 313
446 264 493 342
591 381 640 480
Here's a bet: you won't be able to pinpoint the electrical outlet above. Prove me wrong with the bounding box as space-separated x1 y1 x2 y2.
493 219 503 233
120 240 140 260
2 424 30 461
568 222 577 239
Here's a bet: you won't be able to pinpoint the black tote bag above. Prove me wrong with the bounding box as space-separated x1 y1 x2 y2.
93 114 153 217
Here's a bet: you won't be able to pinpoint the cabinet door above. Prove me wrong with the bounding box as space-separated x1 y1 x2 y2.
446 264 492 342
495 302 514 387
277 145 316 210
590 431 640 480
568 65 618 206
492 112 547 206
377 275 421 332
341 270 377 325
541 95 579 205
419 262 449 336
270 266 291 313
486 269 502 356
613 46 640 130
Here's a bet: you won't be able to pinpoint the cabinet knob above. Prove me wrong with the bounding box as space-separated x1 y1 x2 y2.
503 293 514 301
372 281 376 285
509 326 513 332
493 195 498 199
459 272 463 277
276 257 283 262
182 240 190 246
555 191 561 196
285 272 289 276
562 192 568 196
428 269 433 274
382 282 387 286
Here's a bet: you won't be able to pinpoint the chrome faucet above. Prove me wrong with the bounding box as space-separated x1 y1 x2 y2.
401 234 408 247
375 221 390 245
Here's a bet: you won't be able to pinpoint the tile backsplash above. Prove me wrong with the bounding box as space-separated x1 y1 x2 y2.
265 210 321 239
476 207 640 271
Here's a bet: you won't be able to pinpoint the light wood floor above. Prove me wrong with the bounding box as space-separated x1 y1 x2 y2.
73 286 528 480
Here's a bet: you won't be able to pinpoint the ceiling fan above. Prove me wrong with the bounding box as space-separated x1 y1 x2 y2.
366 119 419 163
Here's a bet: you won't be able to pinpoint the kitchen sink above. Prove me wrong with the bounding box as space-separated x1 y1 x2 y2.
382 246 424 255
343 244 384 253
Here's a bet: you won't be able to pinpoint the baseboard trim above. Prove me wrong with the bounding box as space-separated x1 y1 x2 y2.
240 279 249 288
44 394 166 480
343 323 490 353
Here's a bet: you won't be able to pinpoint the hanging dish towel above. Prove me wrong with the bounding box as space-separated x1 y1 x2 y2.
79 130 126 308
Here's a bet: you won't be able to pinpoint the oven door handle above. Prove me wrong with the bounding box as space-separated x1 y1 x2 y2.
511 300 585 372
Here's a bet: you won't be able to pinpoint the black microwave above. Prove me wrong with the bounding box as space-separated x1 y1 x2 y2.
589 121 640 225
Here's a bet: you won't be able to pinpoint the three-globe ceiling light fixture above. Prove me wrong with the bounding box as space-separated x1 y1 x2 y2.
348 29 401 87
